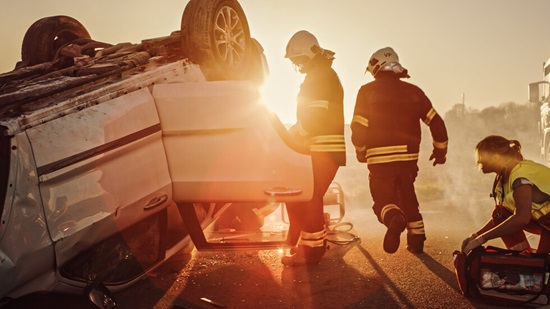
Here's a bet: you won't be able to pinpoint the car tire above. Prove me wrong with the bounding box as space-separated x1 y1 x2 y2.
20 15 91 67
181 0 252 81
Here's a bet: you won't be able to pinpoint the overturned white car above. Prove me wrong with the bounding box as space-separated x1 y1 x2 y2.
0 0 344 307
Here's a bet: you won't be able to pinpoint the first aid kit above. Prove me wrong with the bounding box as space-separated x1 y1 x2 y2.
453 246 550 305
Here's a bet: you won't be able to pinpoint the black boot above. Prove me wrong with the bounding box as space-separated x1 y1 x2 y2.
282 229 326 266
383 213 406 254
407 234 426 253
281 245 326 267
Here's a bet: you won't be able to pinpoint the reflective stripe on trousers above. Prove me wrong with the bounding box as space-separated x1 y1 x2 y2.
407 220 425 235
297 228 327 248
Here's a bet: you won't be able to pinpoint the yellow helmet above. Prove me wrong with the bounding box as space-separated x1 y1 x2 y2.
366 47 405 77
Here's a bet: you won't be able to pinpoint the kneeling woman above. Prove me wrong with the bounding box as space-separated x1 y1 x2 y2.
462 135 550 254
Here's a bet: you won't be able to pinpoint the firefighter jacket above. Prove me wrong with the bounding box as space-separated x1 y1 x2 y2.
495 160 550 221
351 72 448 173
289 61 346 166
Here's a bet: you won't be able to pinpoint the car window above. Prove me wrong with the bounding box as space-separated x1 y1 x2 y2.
0 127 10 220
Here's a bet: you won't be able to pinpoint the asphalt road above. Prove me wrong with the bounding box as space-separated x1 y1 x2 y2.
112 165 550 309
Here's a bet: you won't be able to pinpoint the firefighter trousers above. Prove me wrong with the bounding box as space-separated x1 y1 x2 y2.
369 168 422 227
286 153 339 246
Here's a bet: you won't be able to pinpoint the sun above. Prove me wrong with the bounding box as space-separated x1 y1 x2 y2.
258 55 303 125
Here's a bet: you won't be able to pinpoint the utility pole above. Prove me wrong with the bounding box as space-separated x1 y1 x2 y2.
461 92 465 116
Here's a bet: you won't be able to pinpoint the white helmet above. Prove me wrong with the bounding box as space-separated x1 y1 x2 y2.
366 47 406 77
285 30 322 62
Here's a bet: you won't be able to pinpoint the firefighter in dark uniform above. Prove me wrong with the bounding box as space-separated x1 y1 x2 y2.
351 47 448 254
282 30 346 266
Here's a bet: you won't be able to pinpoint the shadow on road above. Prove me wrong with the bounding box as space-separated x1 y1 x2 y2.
350 244 415 308
413 252 462 293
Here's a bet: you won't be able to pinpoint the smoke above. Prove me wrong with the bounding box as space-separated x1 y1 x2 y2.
417 101 540 225
338 101 541 227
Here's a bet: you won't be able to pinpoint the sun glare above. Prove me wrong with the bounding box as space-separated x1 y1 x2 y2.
259 55 303 125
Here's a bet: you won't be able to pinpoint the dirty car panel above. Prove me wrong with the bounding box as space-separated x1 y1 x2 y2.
0 133 56 299
28 88 172 282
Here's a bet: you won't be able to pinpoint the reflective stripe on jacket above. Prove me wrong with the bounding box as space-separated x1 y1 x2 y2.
296 63 346 165
350 72 448 171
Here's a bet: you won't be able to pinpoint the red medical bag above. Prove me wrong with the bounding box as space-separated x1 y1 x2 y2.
453 246 550 305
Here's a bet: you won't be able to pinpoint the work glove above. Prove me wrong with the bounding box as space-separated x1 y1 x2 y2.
356 150 367 163
429 148 447 166
462 233 486 254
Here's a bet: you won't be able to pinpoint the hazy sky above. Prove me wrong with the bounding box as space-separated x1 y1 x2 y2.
2 0 550 123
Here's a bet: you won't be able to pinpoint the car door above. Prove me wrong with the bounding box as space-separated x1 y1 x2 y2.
154 80 314 203
153 80 314 249
26 88 173 286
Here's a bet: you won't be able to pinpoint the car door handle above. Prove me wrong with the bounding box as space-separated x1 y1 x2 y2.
144 194 168 210
264 187 303 196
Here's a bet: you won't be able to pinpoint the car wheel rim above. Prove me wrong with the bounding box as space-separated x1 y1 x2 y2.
214 5 245 68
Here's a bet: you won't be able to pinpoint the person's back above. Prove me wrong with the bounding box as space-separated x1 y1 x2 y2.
351 47 448 254
355 73 430 171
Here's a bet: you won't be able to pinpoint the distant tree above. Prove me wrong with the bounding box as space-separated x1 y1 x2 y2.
416 101 541 205
443 101 539 158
